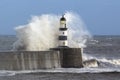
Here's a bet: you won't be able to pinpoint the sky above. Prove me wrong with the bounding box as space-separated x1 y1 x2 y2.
0 0 120 35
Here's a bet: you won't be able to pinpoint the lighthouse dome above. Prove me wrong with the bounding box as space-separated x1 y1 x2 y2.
60 16 66 21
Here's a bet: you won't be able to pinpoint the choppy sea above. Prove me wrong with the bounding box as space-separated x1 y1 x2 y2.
0 35 120 79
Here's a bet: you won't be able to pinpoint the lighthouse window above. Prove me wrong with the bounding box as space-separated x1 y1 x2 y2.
63 42 65 45
63 32 64 34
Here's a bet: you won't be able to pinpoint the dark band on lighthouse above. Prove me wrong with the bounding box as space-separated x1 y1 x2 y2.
59 28 67 30
59 36 67 40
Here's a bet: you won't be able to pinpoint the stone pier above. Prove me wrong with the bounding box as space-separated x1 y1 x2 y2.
0 48 83 70
0 51 61 70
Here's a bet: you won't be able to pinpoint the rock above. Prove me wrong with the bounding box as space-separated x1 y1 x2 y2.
83 59 99 68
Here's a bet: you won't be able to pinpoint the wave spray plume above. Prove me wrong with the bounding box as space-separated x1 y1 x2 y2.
13 12 91 51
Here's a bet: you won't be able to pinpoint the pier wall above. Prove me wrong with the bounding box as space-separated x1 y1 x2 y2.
0 51 61 70
0 48 83 70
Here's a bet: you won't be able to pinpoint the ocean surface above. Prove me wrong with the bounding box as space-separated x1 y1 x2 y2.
0 35 120 79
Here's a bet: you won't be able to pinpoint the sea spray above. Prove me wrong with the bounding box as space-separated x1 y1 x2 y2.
13 12 91 51
82 53 120 67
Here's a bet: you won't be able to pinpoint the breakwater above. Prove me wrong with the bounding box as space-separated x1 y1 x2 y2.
0 48 83 70
0 51 60 70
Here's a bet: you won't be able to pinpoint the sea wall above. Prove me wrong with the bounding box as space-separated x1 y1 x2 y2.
0 48 83 70
0 51 61 70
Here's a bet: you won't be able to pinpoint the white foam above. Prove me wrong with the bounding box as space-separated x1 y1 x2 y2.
98 58 120 66
0 68 120 76
82 53 120 67
0 70 16 76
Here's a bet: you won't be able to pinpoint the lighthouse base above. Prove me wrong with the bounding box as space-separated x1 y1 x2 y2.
59 48 83 68
51 48 83 68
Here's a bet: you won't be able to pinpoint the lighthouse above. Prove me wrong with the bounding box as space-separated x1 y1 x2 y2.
58 15 68 47
51 15 83 68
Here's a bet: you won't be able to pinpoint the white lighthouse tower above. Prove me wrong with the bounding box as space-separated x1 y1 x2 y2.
59 15 68 47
